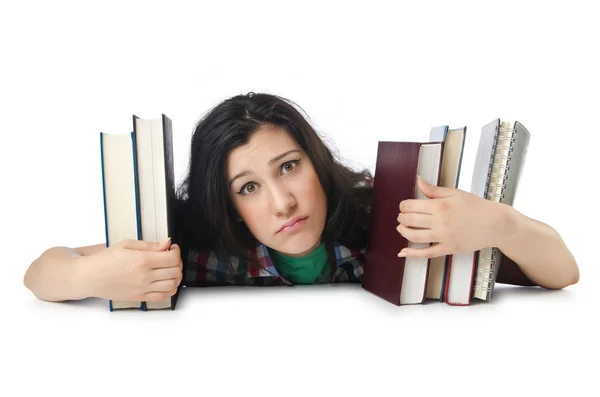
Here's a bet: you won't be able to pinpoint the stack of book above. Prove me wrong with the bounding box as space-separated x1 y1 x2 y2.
99 114 179 311
362 118 531 306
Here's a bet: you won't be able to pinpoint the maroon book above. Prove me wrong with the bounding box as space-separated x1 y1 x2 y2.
363 141 443 306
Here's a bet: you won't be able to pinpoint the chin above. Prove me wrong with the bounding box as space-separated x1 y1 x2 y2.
275 233 320 256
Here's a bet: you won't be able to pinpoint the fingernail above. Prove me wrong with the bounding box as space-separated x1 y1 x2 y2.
162 237 172 244
398 251 407 257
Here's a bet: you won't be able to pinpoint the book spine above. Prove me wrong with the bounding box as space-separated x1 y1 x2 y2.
99 133 110 251
100 133 114 312
131 129 146 311
162 115 178 310
454 127 467 191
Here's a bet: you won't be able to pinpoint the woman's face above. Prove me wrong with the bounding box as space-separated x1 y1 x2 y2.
226 124 327 257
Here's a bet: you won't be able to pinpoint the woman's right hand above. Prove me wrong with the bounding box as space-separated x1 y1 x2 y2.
86 238 183 302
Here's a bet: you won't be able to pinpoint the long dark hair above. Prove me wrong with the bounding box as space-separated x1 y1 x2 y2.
173 92 373 279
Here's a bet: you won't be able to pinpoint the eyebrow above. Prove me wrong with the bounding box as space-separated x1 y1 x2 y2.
228 149 301 188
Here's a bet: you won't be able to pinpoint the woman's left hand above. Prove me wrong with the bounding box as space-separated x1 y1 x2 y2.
396 175 510 258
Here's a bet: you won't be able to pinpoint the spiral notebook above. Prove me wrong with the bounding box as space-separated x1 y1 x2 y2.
443 118 530 305
472 118 530 301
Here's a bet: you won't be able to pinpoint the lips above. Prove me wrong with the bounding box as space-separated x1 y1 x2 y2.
277 216 308 233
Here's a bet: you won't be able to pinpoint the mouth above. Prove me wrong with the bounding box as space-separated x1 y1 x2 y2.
277 216 308 233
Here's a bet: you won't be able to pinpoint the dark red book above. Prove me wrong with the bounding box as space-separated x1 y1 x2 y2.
362 141 443 306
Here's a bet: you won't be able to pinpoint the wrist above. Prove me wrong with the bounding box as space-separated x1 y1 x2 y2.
493 203 519 251
72 254 101 299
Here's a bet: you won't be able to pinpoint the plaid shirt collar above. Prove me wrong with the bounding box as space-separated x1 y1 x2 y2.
184 240 367 287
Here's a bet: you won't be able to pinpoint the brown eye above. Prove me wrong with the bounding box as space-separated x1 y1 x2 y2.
281 159 300 175
242 183 256 194
237 182 258 195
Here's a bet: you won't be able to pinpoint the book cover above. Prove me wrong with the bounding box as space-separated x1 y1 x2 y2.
363 141 443 306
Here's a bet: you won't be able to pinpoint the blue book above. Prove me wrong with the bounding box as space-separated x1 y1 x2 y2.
423 125 467 303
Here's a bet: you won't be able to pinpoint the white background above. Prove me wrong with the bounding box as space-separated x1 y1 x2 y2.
2 1 598 396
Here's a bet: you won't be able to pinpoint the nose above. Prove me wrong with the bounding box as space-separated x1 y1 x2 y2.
269 182 297 216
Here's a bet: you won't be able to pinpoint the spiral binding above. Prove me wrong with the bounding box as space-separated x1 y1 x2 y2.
473 285 492 293
494 142 515 149
486 192 504 199
475 123 518 299
496 135 516 146
473 247 498 293
498 126 517 133
486 182 506 190
484 124 516 199
490 164 510 171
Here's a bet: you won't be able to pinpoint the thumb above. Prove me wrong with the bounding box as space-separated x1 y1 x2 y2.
416 175 454 199
121 237 171 251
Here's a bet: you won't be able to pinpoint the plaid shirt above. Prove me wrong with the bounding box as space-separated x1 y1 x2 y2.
183 241 366 287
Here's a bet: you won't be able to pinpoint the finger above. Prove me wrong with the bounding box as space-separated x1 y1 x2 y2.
142 288 178 302
397 212 434 229
399 199 433 215
144 249 182 269
396 224 437 244
147 278 181 293
121 238 171 252
398 243 447 259
150 265 183 282
416 175 456 199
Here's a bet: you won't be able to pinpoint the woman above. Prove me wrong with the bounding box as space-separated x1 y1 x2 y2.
23 92 579 303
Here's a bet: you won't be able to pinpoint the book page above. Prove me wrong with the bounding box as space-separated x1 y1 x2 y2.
401 143 442 304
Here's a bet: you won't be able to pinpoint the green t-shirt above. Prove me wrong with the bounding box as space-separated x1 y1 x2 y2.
268 243 330 284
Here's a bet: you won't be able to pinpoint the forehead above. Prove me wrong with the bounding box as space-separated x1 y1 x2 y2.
226 125 300 173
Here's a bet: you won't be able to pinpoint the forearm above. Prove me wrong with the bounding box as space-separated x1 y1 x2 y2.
24 247 94 302
494 204 580 290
